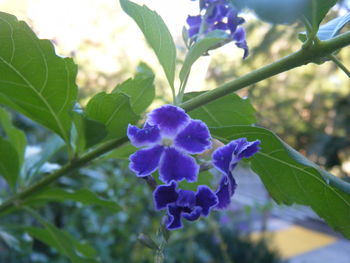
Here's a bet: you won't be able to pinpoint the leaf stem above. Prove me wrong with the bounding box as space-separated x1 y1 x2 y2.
1 30 350 216
328 54 350 78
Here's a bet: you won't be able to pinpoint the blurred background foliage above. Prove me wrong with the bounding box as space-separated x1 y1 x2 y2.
0 0 349 262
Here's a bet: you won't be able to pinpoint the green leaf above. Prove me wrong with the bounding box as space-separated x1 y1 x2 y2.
25 227 99 263
25 134 64 178
0 137 20 188
305 0 338 30
184 92 256 127
105 142 137 160
180 30 228 85
246 0 307 24
72 111 107 152
246 0 337 29
0 12 78 142
85 92 139 141
211 125 350 239
317 12 350 40
114 63 155 114
25 209 99 263
27 187 120 211
0 228 20 251
120 0 176 88
0 108 26 167
179 171 214 192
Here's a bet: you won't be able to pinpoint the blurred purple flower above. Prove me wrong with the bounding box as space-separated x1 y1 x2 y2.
187 0 249 58
153 181 218 230
128 105 211 183
212 138 261 209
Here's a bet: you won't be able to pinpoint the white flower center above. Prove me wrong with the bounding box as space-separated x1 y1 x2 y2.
162 138 173 147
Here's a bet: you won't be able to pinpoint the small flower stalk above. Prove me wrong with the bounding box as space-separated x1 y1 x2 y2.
186 0 249 58
127 105 260 230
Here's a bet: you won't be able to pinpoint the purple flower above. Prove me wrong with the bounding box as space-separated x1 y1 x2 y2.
187 0 249 58
128 105 211 183
153 181 218 230
212 138 261 209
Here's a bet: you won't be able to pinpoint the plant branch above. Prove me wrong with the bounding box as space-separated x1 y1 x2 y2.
0 137 128 215
180 30 350 111
328 54 350 78
1 31 350 216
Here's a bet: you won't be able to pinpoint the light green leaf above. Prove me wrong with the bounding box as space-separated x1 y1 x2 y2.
0 12 78 142
180 30 228 84
211 125 350 239
28 187 120 211
120 0 176 88
0 137 19 188
85 92 139 141
114 63 155 114
0 108 26 167
317 12 350 40
184 92 256 127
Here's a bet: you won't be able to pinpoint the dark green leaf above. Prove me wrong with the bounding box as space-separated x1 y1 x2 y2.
0 137 19 188
138 233 159 250
0 12 78 142
120 0 176 88
25 134 64 178
0 108 26 167
25 209 100 263
28 187 120 211
184 92 256 127
246 0 306 24
85 92 138 141
0 229 20 250
114 63 155 114
246 0 337 29
106 142 137 160
212 125 350 239
72 111 107 152
25 226 99 263
180 31 228 84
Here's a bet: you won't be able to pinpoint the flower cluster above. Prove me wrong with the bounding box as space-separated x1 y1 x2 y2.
187 0 249 58
127 105 260 230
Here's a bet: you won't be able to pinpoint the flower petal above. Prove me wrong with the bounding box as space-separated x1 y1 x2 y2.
182 206 202 221
186 15 202 27
176 189 196 208
229 138 261 169
167 204 183 230
215 173 237 210
127 124 161 147
212 142 236 174
174 120 211 154
153 181 178 210
159 148 199 183
195 185 218 216
213 138 261 174
129 145 164 177
147 105 190 136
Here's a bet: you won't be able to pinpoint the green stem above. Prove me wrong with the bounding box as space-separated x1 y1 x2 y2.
180 31 350 111
328 54 350 78
0 137 128 215
1 31 350 216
